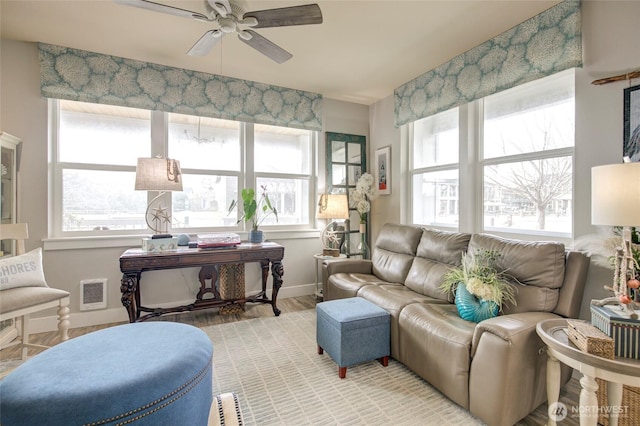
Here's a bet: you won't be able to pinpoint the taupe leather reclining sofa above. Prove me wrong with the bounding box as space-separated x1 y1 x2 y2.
322 223 590 426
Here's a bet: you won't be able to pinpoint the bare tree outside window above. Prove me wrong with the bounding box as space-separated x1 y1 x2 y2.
483 70 575 234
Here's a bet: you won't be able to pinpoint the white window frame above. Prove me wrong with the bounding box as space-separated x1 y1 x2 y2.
48 99 318 241
407 70 575 243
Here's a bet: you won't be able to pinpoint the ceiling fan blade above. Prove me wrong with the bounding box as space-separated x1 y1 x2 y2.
188 30 223 56
114 0 210 22
245 4 322 29
238 30 292 64
206 0 231 17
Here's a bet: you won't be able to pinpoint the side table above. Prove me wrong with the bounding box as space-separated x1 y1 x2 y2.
536 318 640 426
313 253 346 300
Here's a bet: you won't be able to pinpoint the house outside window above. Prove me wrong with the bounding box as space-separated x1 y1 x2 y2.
409 69 575 238
51 100 315 237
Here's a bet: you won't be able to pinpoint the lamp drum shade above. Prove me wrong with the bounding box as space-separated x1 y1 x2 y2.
317 194 349 219
591 163 640 226
135 157 183 192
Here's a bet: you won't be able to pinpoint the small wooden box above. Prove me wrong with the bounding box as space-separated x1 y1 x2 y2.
141 237 178 252
322 248 341 257
566 319 614 359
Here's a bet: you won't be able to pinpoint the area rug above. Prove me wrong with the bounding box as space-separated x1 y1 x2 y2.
201 309 484 425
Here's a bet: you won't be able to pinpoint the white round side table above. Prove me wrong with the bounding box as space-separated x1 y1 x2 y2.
536 318 640 426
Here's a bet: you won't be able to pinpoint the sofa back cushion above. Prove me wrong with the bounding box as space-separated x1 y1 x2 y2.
404 228 471 300
372 223 423 284
468 233 565 313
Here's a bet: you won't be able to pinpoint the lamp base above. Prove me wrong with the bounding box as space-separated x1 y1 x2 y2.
322 248 340 257
151 234 174 239
141 237 179 252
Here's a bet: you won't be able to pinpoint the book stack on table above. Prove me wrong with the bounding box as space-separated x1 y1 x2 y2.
197 233 241 249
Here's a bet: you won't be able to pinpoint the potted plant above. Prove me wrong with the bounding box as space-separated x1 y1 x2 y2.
440 248 517 322
228 185 278 243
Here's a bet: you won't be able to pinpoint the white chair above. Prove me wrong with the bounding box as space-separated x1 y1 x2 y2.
0 223 70 361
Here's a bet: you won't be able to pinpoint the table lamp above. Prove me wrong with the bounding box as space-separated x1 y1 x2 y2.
135 157 183 238
317 194 349 256
591 162 640 317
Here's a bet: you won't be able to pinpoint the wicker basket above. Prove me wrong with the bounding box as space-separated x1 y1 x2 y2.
219 264 245 315
566 320 638 425
596 381 640 426
566 319 614 359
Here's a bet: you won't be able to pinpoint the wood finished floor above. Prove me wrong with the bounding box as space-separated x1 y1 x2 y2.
1 295 579 425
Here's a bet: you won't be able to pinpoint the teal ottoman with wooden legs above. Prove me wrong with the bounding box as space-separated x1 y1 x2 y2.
0 322 213 425
316 297 390 378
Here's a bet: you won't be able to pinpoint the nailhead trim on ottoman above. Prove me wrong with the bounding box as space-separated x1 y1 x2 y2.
0 322 213 426
316 297 390 378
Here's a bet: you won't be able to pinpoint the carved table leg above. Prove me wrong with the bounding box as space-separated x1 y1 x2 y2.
197 265 220 300
120 273 139 323
57 301 70 342
258 260 269 300
546 349 561 426
607 382 623 426
579 374 599 426
271 259 283 316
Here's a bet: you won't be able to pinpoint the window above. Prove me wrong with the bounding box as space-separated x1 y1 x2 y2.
411 108 459 227
168 113 240 229
55 101 149 234
253 124 311 227
409 69 575 238
482 70 574 236
51 100 315 237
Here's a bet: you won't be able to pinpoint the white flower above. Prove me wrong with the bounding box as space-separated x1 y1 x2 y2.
353 173 378 222
356 200 370 215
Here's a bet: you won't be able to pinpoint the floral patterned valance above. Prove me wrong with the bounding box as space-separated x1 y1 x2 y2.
394 0 582 127
38 43 322 131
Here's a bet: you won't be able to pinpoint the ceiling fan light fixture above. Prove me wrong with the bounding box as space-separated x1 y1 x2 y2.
116 0 323 63
238 16 258 27
238 30 252 41
219 17 236 33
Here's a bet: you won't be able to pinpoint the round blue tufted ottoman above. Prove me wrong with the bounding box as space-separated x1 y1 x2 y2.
0 322 213 426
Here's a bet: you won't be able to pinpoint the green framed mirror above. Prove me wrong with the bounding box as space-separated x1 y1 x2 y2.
325 132 367 257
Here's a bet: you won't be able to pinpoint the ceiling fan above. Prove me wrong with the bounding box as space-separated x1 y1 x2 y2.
114 0 323 63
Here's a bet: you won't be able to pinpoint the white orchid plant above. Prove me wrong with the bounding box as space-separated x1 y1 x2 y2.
352 173 378 224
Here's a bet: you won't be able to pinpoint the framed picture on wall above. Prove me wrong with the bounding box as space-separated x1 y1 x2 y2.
623 84 640 162
375 146 391 195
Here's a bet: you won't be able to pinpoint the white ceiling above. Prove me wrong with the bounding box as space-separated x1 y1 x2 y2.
1 0 561 105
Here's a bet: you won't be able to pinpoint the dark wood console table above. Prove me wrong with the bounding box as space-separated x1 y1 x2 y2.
119 242 284 323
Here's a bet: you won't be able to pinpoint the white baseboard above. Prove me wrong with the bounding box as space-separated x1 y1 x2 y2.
30 283 316 334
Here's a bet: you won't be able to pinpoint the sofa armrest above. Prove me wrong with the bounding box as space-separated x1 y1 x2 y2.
471 312 559 357
469 312 568 426
322 259 373 298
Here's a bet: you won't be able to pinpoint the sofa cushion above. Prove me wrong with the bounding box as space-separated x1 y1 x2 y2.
398 303 475 409
468 234 565 313
372 223 422 283
404 228 471 300
358 285 448 357
326 273 389 300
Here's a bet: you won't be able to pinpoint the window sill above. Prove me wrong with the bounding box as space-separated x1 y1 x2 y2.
43 229 322 251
